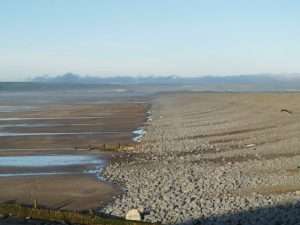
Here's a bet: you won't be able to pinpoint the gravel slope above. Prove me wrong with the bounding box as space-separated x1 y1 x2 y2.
102 93 300 225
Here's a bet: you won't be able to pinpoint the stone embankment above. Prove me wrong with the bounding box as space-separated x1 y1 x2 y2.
102 93 300 225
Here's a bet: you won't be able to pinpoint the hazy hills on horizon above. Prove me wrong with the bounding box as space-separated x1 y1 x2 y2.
32 72 300 83
29 73 300 92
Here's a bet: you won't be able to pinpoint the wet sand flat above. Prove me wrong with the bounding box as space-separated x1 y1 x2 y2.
0 174 119 211
0 103 148 150
0 97 148 211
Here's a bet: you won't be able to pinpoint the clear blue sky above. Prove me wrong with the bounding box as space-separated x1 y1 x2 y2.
0 0 299 81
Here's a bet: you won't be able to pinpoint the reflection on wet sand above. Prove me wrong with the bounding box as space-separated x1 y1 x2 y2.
0 100 148 210
0 154 105 178
0 103 148 149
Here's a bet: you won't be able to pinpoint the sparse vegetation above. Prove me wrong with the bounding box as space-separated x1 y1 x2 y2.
0 203 156 225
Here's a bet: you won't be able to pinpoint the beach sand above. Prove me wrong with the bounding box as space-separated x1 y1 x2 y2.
0 174 119 211
0 103 148 150
0 102 148 213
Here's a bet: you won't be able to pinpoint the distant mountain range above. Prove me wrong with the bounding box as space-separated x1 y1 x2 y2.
31 73 300 91
32 73 186 84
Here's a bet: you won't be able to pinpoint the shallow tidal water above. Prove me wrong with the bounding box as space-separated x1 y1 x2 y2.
0 83 150 210
0 154 106 178
0 84 148 178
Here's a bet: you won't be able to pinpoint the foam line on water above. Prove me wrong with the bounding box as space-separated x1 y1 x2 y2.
132 128 146 142
84 165 104 180
146 110 152 122
131 110 152 142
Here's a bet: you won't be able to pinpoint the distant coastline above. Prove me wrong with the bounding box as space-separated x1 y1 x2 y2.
28 73 300 92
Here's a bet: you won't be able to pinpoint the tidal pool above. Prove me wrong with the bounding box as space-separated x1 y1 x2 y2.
0 154 105 178
0 155 103 167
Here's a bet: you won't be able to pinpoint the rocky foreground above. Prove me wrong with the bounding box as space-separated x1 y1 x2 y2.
102 93 300 225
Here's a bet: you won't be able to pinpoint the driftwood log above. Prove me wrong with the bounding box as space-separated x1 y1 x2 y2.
280 109 293 114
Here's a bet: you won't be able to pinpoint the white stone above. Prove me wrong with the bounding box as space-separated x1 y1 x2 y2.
246 143 256 148
125 209 142 221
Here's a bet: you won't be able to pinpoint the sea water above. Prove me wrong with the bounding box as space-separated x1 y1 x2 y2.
0 155 105 178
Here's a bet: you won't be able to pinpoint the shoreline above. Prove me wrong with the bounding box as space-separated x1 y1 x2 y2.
0 101 150 214
4 92 300 224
